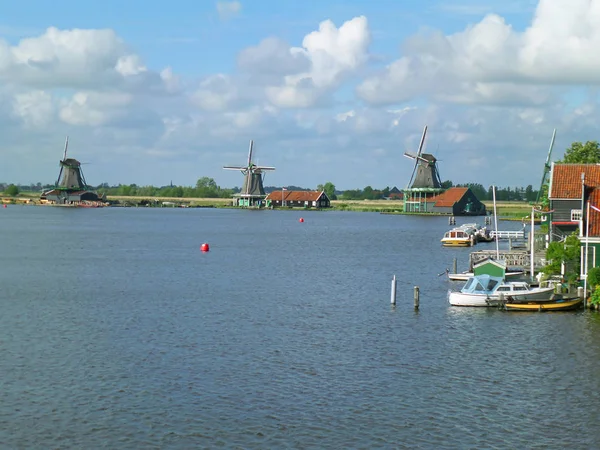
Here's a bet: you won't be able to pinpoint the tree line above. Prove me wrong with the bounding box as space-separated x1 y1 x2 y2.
3 140 599 200
0 179 541 201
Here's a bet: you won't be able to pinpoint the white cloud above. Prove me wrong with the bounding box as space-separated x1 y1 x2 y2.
264 16 371 108
0 27 147 88
12 90 55 128
115 54 147 77
59 91 133 126
216 1 242 20
191 74 238 111
358 0 600 106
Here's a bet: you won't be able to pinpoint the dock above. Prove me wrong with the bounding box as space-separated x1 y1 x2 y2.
469 244 546 275
489 229 525 240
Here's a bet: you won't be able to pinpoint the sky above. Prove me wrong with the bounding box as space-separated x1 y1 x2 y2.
1 0 599 190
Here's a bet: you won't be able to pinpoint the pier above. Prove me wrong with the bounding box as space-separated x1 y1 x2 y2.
489 229 525 240
469 238 546 274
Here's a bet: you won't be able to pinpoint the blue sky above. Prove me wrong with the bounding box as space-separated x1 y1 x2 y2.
0 0 598 190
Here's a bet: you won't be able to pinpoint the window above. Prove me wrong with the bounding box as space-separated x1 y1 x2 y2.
572 209 582 221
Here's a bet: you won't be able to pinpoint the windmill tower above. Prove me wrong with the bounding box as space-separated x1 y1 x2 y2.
402 125 445 213
41 136 101 205
56 136 89 191
223 140 275 207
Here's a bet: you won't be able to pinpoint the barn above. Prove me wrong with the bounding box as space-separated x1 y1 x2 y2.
431 187 487 216
265 190 331 208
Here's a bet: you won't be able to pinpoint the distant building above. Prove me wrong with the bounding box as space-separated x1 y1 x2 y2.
430 187 487 216
265 190 331 208
388 186 404 200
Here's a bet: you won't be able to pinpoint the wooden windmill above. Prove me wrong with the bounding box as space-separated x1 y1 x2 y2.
401 125 444 213
41 136 101 205
223 140 275 207
55 136 89 191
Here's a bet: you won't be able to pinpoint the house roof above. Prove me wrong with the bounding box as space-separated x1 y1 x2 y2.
589 189 600 237
549 164 600 199
432 187 469 207
265 190 326 202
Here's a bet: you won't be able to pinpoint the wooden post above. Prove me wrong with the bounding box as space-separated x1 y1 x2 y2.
452 258 457 275
391 275 397 305
578 286 585 309
414 286 420 309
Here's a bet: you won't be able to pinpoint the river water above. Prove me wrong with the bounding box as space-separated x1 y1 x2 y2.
1 206 599 449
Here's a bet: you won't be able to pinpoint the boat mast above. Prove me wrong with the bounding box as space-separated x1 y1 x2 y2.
492 185 499 259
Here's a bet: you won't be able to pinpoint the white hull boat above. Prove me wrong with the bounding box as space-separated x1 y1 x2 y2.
448 270 524 281
448 274 556 307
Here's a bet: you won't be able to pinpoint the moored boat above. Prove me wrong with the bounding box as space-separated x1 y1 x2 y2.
448 274 556 307
448 270 524 282
441 223 478 247
503 297 583 311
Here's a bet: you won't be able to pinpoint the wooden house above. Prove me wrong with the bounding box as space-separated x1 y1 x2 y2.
548 163 600 276
430 187 487 216
265 190 331 208
388 187 403 200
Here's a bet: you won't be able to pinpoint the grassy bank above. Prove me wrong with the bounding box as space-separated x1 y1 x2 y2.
106 195 232 207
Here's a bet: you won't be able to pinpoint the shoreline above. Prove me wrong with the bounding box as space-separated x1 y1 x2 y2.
1 195 535 219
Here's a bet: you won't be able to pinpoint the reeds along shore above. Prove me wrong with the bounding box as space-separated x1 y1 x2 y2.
0 194 534 217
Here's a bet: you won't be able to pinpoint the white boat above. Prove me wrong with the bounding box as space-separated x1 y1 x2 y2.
441 223 478 247
448 270 524 281
448 274 556 307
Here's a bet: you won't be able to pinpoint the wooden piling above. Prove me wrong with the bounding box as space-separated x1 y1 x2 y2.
414 286 420 309
452 258 457 275
578 286 585 309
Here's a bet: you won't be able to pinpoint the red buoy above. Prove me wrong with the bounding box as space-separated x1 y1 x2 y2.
200 243 210 252
2 204 6 208
299 217 304 223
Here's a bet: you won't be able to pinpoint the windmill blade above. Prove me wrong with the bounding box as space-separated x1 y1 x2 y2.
223 166 247 171
416 125 427 158
247 140 254 166
544 128 556 168
404 152 429 165
407 125 428 187
535 128 556 205
253 166 276 170
62 135 69 161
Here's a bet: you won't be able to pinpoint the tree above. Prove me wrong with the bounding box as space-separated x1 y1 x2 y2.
196 177 218 190
524 184 535 202
4 184 19 196
322 182 337 200
363 186 375 200
543 233 581 285
559 141 600 164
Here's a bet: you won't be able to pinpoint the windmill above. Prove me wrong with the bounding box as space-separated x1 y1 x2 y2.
401 125 445 213
41 136 101 205
403 125 443 189
223 140 275 207
55 136 89 191
535 128 556 207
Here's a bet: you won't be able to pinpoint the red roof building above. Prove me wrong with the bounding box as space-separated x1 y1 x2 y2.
265 190 331 208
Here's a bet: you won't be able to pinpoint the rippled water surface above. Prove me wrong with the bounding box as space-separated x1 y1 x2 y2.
2 206 600 449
